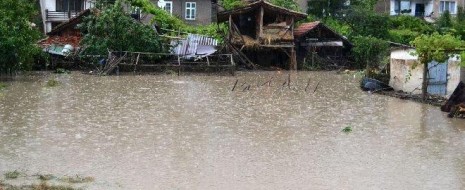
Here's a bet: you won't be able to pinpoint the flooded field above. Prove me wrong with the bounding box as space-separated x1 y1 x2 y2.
0 71 464 189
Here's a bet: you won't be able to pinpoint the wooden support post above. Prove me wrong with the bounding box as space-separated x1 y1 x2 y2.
133 53 140 73
290 17 295 41
230 54 235 66
290 48 297 70
258 7 264 39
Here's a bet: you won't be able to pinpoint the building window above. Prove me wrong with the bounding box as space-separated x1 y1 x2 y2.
56 0 83 12
185 2 196 20
131 6 141 20
440 1 456 14
394 0 411 14
164 1 173 14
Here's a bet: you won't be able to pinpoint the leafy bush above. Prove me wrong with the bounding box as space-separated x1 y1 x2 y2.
79 1 165 55
389 15 435 34
388 29 419 44
221 0 245 10
437 10 453 29
351 36 389 70
323 17 352 37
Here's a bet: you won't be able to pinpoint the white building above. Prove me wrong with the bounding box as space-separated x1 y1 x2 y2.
376 0 463 18
39 0 95 33
389 47 465 97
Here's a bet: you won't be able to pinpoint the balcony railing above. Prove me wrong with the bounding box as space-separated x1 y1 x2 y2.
45 9 79 21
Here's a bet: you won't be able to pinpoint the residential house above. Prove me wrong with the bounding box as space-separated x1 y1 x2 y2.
39 0 95 33
152 0 218 25
375 0 464 18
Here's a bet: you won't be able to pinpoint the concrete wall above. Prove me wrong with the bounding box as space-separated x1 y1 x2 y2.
389 48 464 97
461 63 465 82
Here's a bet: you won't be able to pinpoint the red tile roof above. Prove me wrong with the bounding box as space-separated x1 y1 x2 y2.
294 21 320 38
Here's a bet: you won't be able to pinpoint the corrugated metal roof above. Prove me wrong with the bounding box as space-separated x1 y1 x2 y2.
171 34 218 58
294 21 320 38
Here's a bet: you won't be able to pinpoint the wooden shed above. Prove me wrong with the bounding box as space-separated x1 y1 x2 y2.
294 21 352 69
217 0 307 69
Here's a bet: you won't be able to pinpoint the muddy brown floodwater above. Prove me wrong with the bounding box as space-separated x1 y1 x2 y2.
0 71 465 189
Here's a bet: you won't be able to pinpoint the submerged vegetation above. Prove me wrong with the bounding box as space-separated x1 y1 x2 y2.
46 79 60 87
54 68 70 74
342 126 352 133
0 82 7 90
4 170 22 179
0 181 77 190
59 175 94 184
1 171 93 190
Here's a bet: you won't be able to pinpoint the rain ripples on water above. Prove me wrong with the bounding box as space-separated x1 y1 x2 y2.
0 71 464 189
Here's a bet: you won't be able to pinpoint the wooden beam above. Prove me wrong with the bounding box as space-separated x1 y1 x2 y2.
229 15 232 42
258 6 264 39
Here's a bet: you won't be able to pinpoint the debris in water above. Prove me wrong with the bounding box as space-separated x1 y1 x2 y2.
342 126 352 133
231 79 238 91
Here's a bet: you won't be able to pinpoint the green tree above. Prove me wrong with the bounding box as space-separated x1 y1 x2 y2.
307 0 348 18
343 6 390 39
79 0 164 55
410 33 465 99
0 0 41 74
